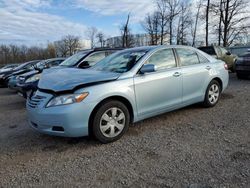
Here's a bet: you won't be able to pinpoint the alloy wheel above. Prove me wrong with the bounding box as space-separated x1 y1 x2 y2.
208 84 220 104
100 107 126 138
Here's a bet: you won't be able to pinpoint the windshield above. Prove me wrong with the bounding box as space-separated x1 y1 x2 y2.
35 60 46 69
91 50 147 73
60 51 90 67
13 62 30 71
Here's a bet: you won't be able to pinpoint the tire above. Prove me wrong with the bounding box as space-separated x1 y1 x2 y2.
203 80 221 107
92 100 130 143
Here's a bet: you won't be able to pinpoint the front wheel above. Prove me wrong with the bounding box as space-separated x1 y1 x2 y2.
92 100 130 143
203 80 221 107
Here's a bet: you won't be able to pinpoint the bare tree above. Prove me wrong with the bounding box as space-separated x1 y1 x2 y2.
54 35 80 57
156 0 169 45
205 0 211 46
63 35 80 55
191 0 202 46
47 43 56 58
164 0 181 45
120 14 134 47
211 0 249 46
96 32 105 47
142 12 161 45
86 27 98 48
54 40 68 57
176 1 192 45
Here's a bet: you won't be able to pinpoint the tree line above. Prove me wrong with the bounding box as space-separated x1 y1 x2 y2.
0 35 81 65
1 0 249 65
135 0 249 47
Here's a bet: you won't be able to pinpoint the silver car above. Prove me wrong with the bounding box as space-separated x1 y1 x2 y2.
27 45 229 143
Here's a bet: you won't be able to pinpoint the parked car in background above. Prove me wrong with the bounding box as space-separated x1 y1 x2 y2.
59 47 123 68
0 64 19 73
27 45 229 143
0 60 41 87
17 48 122 98
12 58 66 98
235 52 250 79
198 45 237 72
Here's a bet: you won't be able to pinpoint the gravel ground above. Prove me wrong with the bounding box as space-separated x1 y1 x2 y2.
0 74 249 188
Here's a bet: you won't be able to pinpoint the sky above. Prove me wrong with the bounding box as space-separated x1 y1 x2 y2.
0 0 156 46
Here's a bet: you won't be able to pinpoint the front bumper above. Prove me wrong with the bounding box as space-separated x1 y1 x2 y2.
26 90 96 137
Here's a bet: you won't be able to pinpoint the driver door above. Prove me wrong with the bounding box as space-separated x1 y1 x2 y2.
134 48 182 117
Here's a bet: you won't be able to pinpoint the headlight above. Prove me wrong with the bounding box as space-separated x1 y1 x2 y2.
46 93 89 107
25 74 41 83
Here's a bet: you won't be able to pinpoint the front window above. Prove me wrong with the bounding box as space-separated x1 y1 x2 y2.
60 51 90 67
145 49 176 70
92 50 147 73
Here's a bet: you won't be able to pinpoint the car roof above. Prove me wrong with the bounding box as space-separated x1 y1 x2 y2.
120 45 198 53
45 58 66 62
77 47 124 53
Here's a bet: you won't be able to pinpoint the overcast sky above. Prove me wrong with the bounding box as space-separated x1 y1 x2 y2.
0 0 157 46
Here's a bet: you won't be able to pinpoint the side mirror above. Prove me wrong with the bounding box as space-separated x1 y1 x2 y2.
140 64 156 74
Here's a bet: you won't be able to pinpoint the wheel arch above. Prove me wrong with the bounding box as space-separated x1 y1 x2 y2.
211 77 223 91
88 95 134 135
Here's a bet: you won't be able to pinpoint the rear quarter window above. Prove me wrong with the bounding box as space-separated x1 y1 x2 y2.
197 53 210 63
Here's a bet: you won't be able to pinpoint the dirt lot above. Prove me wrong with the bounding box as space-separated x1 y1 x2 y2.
0 74 249 188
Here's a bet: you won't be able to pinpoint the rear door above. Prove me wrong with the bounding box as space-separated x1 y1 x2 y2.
175 48 211 104
134 48 182 116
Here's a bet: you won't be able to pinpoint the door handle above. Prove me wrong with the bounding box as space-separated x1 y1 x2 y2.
173 72 181 77
205 66 211 70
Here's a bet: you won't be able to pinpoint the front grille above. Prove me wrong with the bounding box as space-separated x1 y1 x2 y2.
28 94 46 108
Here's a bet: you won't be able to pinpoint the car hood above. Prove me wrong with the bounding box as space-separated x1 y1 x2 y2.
38 68 121 93
0 68 12 73
11 69 32 76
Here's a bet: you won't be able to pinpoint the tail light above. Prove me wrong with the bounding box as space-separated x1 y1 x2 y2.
224 64 228 70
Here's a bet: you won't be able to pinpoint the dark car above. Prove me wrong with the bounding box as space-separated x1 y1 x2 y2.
235 52 250 79
17 48 122 98
14 58 66 98
0 60 41 87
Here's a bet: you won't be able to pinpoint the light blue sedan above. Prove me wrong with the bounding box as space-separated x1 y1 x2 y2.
27 45 229 143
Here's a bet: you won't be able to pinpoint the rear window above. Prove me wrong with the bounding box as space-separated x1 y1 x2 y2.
198 47 216 55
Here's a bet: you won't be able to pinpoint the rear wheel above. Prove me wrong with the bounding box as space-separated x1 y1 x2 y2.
92 100 130 143
203 80 221 107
